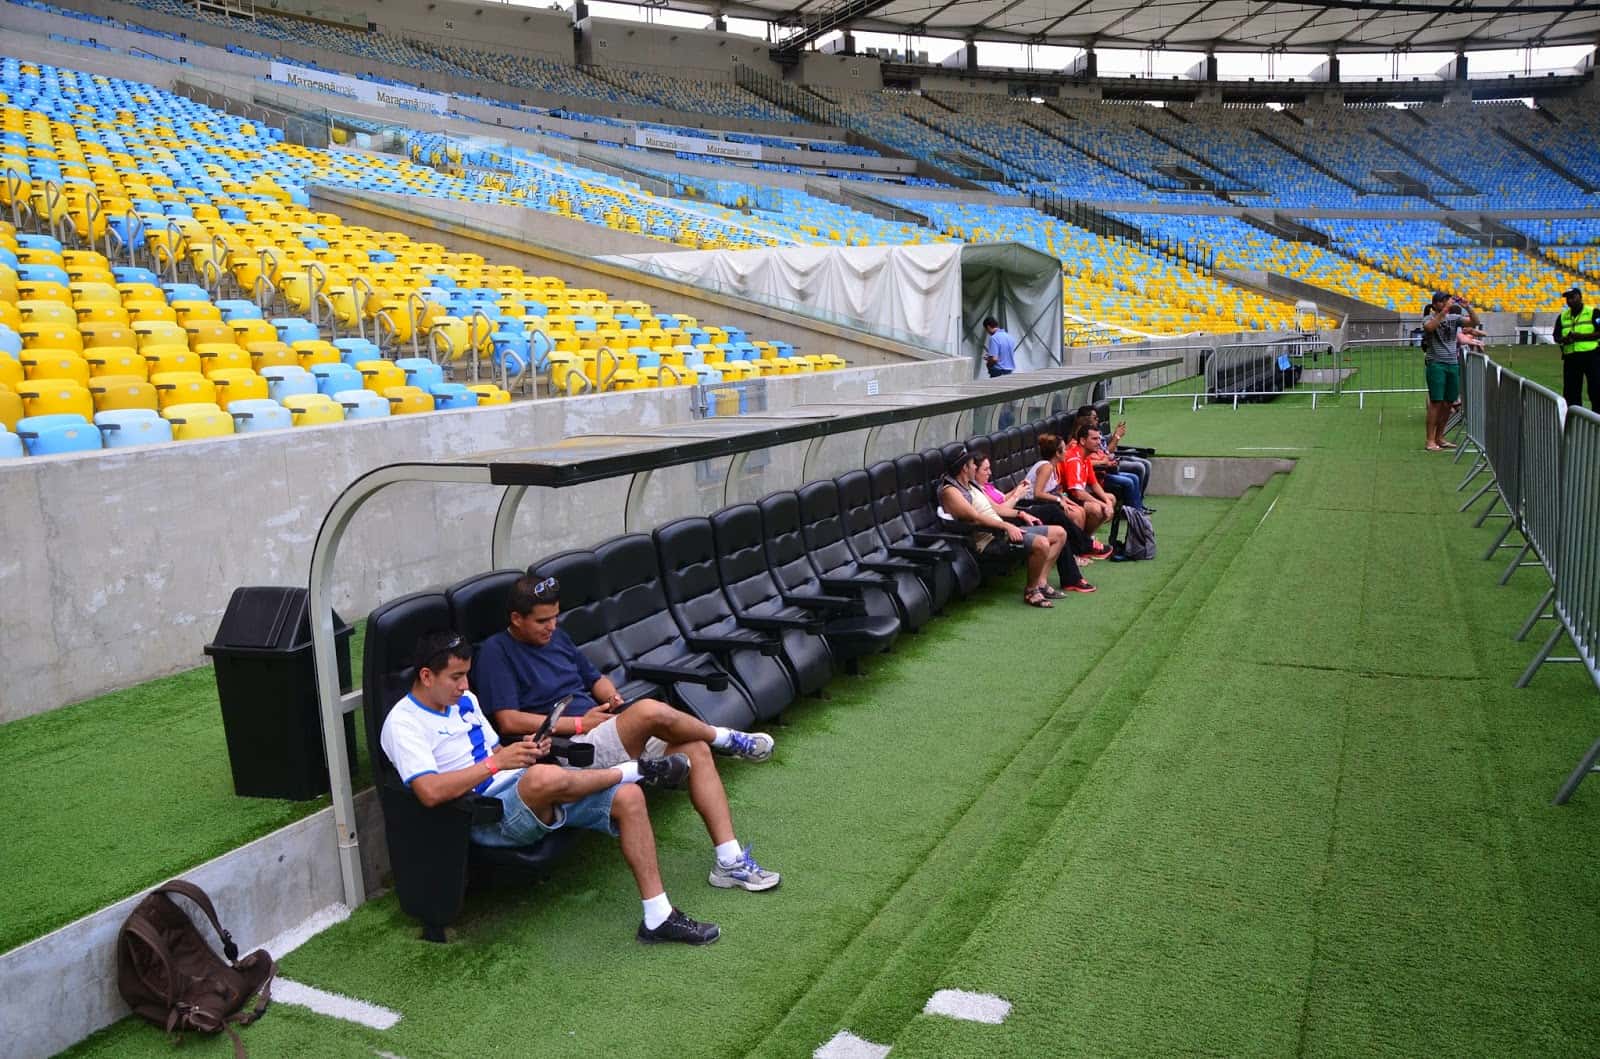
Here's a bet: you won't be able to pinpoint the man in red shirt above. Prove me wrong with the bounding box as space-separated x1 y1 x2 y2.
1060 422 1115 534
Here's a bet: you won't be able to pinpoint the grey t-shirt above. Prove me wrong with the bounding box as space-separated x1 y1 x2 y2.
1421 309 1466 365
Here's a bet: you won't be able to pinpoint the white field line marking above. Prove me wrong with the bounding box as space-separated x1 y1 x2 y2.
814 1030 892 1058
923 989 1012 1025
274 979 402 1031
257 904 402 1031
258 904 350 958
1236 446 1305 451
1258 497 1278 527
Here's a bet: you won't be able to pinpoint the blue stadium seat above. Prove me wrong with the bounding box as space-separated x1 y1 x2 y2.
335 389 391 420
429 382 479 410
0 430 22 459
396 357 444 390
19 417 102 455
98 410 173 448
263 367 317 403
313 363 363 396
228 398 293 433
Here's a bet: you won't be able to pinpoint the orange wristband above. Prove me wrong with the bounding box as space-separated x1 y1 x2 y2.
482 758 499 776
573 717 584 736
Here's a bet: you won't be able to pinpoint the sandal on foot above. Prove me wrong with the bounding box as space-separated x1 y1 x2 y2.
1023 588 1054 608
1039 585 1067 600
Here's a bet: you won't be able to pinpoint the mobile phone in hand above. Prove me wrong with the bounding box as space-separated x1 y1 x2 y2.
533 695 575 742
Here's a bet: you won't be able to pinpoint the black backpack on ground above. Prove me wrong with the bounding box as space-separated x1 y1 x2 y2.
1110 507 1157 562
117 879 275 1058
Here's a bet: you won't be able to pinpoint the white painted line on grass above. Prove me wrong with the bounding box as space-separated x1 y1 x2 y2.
923 989 1012 1025
1257 497 1278 527
275 978 402 1030
258 903 350 958
814 1030 892 1058
1236 446 1305 451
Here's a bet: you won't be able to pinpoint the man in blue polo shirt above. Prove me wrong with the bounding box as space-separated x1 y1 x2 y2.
983 316 1017 378
380 630 719 944
473 574 781 895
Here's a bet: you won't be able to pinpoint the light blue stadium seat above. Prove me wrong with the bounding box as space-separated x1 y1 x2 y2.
98 410 173 448
313 363 363 395
0 431 22 459
272 318 319 345
265 370 317 403
334 338 380 365
162 283 211 303
113 266 160 286
429 382 479 410
692 365 724 384
19 264 70 285
16 233 62 251
228 399 293 433
216 300 263 321
396 357 444 390
0 326 20 358
335 388 390 420
19 418 102 455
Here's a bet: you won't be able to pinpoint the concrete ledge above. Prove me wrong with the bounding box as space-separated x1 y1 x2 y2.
1146 456 1297 498
1 789 387 1059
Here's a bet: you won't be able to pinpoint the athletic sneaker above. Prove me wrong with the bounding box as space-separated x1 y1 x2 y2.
719 731 775 762
1062 581 1098 594
637 908 720 945
709 845 782 892
1089 544 1114 558
638 753 691 789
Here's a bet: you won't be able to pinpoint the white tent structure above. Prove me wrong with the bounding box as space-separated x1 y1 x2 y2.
605 241 1062 378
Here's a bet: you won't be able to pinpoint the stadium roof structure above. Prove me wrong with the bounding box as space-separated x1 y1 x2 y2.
742 0 1600 56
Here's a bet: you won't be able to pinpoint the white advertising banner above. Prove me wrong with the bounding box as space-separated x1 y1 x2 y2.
632 127 763 161
268 61 448 114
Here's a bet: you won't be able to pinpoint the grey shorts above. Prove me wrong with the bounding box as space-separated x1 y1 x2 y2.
570 716 669 768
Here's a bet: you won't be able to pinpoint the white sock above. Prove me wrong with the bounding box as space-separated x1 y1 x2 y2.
642 892 672 930
615 761 641 784
715 839 743 866
710 727 734 749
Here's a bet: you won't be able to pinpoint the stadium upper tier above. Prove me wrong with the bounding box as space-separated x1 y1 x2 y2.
0 61 840 458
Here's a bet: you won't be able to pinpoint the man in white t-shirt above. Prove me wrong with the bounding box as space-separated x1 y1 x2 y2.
379 630 720 945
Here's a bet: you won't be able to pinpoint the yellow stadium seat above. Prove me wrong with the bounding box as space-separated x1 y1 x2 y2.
247 342 298 371
17 379 93 420
0 356 22 391
209 370 268 409
230 319 279 346
151 371 216 410
144 348 202 376
125 300 178 323
358 359 406 392
0 388 21 432
197 345 252 376
293 340 340 370
80 321 135 349
171 300 222 325
18 299 75 326
283 394 345 426
89 378 159 413
21 351 89 386
19 322 82 352
383 385 433 416
467 384 510 406
133 321 187 350
184 320 235 349
163 403 234 441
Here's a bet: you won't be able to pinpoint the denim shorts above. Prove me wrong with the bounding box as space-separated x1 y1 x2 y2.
469 769 620 848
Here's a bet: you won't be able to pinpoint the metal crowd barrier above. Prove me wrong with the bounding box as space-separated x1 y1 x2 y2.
1460 353 1600 802
1454 351 1490 471
1547 407 1600 804
1336 338 1426 405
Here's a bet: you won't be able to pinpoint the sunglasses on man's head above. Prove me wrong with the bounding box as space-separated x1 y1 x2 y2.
531 576 558 598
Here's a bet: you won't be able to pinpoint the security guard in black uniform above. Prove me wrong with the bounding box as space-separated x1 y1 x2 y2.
1553 286 1600 411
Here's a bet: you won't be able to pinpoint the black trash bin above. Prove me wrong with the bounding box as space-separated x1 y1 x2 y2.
204 586 357 801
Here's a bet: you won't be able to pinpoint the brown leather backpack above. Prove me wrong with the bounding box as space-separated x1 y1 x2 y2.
116 880 275 1059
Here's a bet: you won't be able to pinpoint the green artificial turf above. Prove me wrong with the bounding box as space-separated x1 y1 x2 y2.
47 345 1600 1057
0 623 368 955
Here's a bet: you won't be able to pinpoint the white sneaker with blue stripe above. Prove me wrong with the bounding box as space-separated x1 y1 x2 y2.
709 845 781 892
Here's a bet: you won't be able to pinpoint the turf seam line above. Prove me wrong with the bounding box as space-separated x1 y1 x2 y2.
760 489 1279 1055
747 499 1253 1056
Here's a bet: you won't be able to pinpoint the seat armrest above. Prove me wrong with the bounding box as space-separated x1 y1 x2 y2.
688 632 780 656
740 613 824 633
859 558 922 574
887 545 946 562
626 661 731 692
911 530 969 545
819 576 879 595
781 592 863 614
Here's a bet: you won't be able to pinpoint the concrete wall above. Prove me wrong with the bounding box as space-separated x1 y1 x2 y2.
0 356 966 724
796 52 884 93
578 16 780 82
